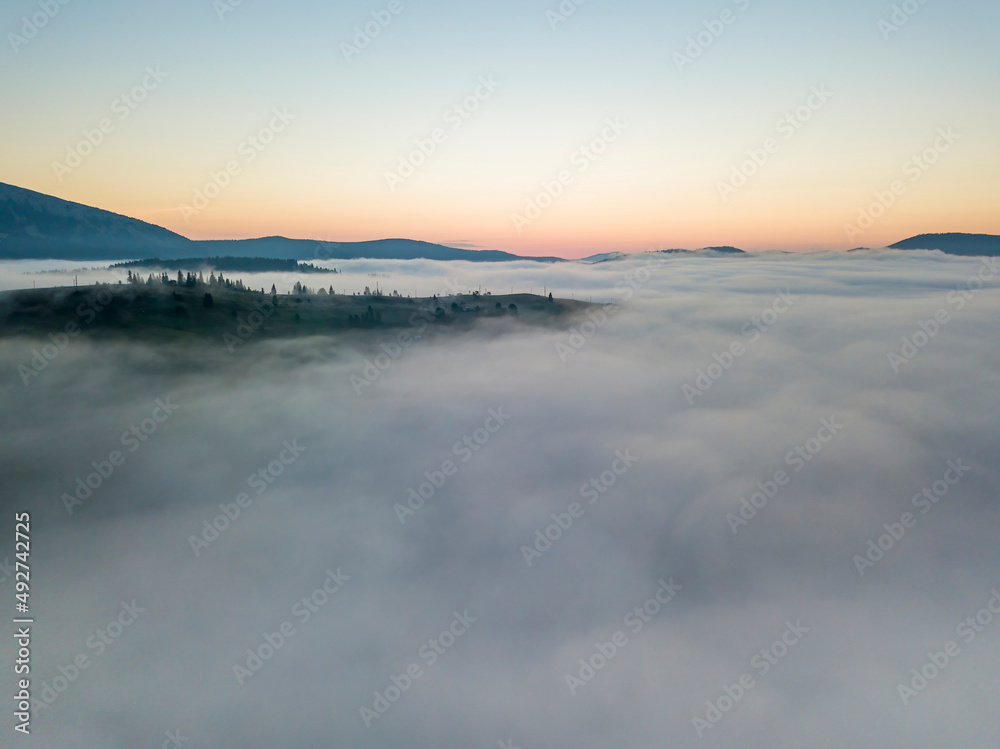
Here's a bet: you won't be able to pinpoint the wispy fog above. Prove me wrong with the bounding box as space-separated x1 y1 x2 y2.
1 251 998 747
0 256 619 300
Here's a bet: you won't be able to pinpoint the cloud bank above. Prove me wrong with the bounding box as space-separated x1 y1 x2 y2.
1 250 998 747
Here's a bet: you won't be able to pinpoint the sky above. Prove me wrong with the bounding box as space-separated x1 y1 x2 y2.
1 0 998 256
2 251 999 746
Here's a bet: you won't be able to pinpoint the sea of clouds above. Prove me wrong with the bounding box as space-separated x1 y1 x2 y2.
0 250 998 747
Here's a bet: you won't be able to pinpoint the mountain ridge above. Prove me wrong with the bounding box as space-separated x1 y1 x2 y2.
0 182 562 263
3 182 998 260
888 233 1000 256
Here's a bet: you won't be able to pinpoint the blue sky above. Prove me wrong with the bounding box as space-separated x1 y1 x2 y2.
2 0 997 255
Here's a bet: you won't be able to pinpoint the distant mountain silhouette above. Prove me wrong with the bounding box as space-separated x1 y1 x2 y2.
889 233 1000 256
195 237 563 263
0 181 192 259
581 246 745 263
579 252 628 263
7 182 994 262
0 182 561 262
109 257 339 274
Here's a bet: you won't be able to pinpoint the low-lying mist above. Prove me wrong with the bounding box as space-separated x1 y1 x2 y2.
1 250 998 747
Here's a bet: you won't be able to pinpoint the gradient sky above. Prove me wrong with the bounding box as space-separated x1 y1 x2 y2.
1 0 997 257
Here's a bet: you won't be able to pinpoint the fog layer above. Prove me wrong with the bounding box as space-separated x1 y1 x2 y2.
1 251 998 747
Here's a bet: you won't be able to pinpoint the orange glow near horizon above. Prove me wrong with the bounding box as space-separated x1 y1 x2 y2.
13 159 991 261
3 0 997 261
